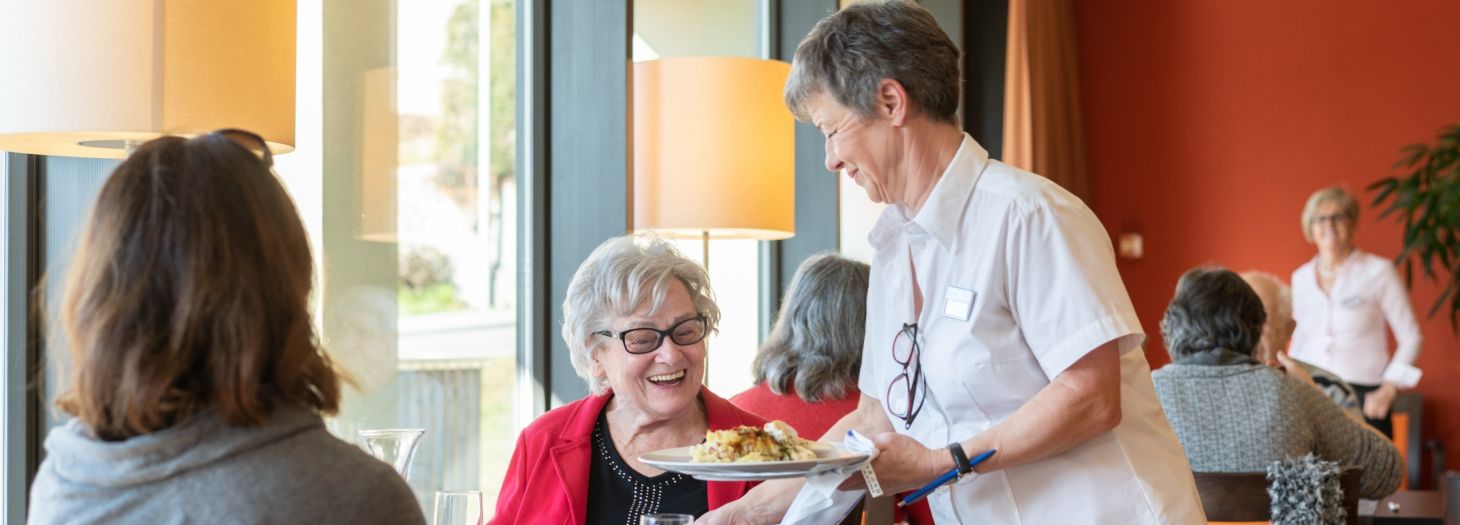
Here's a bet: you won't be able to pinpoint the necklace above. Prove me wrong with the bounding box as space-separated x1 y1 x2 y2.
1317 265 1338 279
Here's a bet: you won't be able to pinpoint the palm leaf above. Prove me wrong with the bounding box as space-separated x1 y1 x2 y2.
1371 124 1460 332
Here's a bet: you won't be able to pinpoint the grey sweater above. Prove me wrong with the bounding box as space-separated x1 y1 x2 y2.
1152 363 1401 499
28 404 425 525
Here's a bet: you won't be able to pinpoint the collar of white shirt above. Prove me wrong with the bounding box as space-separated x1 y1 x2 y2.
867 133 991 252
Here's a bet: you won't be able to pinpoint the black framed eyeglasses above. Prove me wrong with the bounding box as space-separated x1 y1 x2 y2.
210 128 275 169
886 322 926 430
594 314 709 355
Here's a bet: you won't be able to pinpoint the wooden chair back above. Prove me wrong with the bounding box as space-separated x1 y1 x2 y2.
1443 470 1460 525
1392 392 1423 490
1193 467 1360 525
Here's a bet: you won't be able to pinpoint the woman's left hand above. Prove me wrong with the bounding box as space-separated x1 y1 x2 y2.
1363 383 1399 419
837 432 948 494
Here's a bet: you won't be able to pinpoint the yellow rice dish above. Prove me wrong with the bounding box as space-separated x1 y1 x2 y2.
690 420 818 463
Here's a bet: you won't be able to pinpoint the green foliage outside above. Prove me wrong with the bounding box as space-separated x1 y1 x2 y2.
400 247 464 314
436 0 517 225
399 283 465 314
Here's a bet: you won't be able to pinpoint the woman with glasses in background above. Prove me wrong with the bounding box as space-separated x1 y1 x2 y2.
702 2 1202 523
490 234 765 524
28 131 424 524
1290 187 1423 437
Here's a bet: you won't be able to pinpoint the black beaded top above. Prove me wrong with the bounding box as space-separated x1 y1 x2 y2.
585 411 708 524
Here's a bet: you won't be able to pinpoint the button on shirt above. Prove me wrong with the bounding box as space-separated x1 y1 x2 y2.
1290 250 1423 388
857 134 1203 524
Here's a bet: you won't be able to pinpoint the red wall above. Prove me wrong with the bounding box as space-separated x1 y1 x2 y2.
1074 0 1460 486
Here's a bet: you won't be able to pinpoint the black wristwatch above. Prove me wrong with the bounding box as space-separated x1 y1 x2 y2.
948 442 972 478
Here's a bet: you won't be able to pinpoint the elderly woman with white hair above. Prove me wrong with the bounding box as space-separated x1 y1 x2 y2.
1290 186 1423 437
1240 271 1362 419
490 234 766 524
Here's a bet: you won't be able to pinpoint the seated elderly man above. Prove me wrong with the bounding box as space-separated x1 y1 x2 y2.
1152 266 1400 499
1241 271 1363 420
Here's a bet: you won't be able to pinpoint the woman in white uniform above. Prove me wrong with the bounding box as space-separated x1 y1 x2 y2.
700 2 1203 523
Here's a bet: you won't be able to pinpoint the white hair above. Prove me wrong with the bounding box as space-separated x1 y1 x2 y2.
560 234 720 395
1240 271 1292 326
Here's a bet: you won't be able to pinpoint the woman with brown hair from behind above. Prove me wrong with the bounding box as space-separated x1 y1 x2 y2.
27 131 425 524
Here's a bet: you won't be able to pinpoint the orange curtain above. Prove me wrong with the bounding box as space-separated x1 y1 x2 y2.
1002 0 1089 200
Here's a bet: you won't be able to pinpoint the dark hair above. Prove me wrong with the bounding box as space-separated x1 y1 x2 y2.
1159 266 1268 361
55 132 341 441
753 253 870 402
784 0 962 124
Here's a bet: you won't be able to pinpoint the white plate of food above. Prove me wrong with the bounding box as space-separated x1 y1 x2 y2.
640 421 870 481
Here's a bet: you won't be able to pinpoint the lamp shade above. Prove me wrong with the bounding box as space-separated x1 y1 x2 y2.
633 57 794 240
0 0 296 158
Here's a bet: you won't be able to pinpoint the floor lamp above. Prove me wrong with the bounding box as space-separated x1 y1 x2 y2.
633 56 796 261
633 56 796 383
0 1 296 158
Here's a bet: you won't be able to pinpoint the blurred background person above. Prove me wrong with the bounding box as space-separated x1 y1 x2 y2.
1241 271 1362 420
1290 187 1422 437
29 131 424 524
492 234 764 523
1152 266 1400 499
732 253 869 438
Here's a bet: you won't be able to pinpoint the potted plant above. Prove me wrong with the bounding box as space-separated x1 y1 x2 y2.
1369 124 1460 331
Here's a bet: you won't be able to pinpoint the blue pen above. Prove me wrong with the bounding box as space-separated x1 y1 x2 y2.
897 449 995 507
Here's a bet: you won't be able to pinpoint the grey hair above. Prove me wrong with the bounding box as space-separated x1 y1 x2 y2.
783 0 961 124
1239 271 1292 327
753 253 869 402
561 234 721 395
1300 186 1359 242
1160 266 1267 360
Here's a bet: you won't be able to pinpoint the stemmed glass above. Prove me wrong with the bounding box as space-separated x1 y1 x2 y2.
433 490 484 525
359 428 425 480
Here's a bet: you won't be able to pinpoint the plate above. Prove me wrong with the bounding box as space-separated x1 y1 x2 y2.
640 442 869 481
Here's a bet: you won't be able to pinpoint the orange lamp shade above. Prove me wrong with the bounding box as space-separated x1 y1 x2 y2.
0 0 296 158
633 57 795 240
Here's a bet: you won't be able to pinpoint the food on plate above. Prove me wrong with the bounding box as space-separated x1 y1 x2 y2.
689 420 818 463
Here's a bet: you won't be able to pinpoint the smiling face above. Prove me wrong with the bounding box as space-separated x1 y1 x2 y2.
1308 200 1354 255
590 278 706 421
806 91 901 205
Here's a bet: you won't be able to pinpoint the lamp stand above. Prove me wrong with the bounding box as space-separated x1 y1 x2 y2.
702 229 710 386
701 230 710 273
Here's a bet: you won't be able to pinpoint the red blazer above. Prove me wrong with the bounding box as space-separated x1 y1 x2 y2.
490 387 765 524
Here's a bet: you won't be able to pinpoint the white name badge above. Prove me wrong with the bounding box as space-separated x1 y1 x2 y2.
942 286 976 321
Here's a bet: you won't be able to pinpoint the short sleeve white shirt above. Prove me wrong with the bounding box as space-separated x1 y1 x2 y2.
1289 250 1423 388
856 135 1203 524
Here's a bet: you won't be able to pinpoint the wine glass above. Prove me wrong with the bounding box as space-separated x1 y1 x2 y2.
433 490 484 525
359 428 425 480
639 514 693 525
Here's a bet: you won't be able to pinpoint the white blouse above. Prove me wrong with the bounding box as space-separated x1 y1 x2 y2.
856 134 1203 524
1290 250 1423 388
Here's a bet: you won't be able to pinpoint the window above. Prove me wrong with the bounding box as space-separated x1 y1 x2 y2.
275 0 518 511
